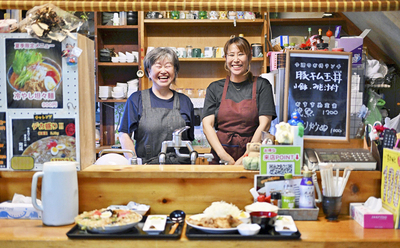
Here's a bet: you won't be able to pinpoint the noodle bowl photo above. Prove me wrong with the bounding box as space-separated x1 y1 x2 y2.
7 51 62 93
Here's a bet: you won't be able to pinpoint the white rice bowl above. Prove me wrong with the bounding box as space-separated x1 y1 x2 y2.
244 202 279 213
203 201 241 218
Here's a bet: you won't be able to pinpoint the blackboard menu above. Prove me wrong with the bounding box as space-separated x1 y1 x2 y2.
284 51 352 141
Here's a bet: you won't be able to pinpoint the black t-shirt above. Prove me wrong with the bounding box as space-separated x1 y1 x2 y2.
202 77 277 127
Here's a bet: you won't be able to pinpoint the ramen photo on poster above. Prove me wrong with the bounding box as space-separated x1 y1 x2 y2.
5 38 63 109
12 117 77 165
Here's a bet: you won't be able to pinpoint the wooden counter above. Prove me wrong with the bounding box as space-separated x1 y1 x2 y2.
0 165 381 215
0 216 399 248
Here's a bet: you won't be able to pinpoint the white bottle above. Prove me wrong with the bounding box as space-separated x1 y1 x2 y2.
299 171 315 208
113 13 119 26
281 173 295 209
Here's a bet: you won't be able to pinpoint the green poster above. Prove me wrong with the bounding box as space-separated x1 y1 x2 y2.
260 145 302 176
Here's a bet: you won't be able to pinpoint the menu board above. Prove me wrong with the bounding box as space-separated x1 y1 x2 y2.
284 51 352 141
5 38 63 109
0 33 81 171
12 115 77 169
0 113 6 169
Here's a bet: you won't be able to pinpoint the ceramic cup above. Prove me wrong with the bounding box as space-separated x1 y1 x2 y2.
192 48 201 58
322 195 342 221
177 47 186 58
204 47 213 58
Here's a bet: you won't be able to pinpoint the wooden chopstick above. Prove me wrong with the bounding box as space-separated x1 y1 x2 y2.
169 223 179 234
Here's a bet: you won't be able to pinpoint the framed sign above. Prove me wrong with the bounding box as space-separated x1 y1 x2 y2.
284 50 352 142
260 145 303 176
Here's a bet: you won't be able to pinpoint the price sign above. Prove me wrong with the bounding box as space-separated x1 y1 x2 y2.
284 51 352 141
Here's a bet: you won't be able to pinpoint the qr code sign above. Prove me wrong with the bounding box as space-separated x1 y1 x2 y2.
267 162 294 176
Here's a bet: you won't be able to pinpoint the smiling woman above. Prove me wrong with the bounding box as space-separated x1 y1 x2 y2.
118 47 195 164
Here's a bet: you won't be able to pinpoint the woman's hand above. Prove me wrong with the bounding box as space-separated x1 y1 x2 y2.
118 132 136 159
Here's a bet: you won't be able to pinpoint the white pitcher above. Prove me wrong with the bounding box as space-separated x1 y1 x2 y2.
31 161 79 226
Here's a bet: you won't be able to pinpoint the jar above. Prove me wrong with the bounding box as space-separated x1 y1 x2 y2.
271 191 281 208
186 45 193 58
127 11 138 25
171 11 180 19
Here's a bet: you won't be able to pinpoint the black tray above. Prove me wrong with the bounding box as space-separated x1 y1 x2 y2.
66 216 183 239
186 225 301 240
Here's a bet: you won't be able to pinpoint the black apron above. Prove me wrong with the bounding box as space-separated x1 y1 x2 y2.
135 89 189 164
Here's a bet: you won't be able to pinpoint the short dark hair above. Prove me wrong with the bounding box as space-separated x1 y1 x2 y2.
143 47 180 82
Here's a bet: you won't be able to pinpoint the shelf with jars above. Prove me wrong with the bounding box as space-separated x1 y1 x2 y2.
94 11 142 146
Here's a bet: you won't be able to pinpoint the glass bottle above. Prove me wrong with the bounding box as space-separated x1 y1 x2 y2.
281 173 295 209
305 27 312 43
299 171 315 208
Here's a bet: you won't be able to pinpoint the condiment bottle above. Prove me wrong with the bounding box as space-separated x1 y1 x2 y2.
281 173 295 209
299 171 315 208
271 191 281 208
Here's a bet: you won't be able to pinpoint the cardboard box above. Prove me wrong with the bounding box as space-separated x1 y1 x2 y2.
272 35 289 47
0 202 42 219
337 29 370 65
350 203 393 229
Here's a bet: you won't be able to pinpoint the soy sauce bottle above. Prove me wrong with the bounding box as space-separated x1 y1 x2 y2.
299 171 315 208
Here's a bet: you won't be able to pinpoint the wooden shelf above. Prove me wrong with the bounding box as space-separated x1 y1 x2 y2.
97 99 127 103
144 18 264 26
269 17 346 26
98 62 139 66
97 25 139 29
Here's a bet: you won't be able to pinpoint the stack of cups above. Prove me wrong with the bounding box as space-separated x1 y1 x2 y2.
116 82 128 97
98 86 112 100
127 79 139 98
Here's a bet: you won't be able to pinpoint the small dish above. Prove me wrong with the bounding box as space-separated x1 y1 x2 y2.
237 223 261 236
142 215 167 235
238 211 251 224
274 215 297 235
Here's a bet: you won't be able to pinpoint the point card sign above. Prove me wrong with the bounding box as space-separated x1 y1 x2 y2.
260 145 302 176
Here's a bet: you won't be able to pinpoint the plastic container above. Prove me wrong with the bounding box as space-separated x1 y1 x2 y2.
299 171 315 208
281 173 295 209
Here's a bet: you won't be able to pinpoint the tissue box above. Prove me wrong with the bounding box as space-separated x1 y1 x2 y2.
350 203 393 229
337 29 370 65
0 202 42 219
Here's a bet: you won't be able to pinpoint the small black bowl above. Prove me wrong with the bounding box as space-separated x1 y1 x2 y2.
250 211 278 234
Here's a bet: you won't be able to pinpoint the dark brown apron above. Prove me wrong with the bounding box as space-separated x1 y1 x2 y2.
210 76 259 164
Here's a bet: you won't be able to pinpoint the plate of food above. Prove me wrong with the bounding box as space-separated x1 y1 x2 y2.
74 208 143 234
185 201 244 234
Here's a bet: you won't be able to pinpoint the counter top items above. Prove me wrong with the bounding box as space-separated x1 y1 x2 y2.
237 223 260 236
143 215 168 235
67 215 183 239
74 208 142 234
274 215 297 235
108 201 150 216
350 202 394 229
31 161 78 226
0 193 42 219
186 214 301 240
